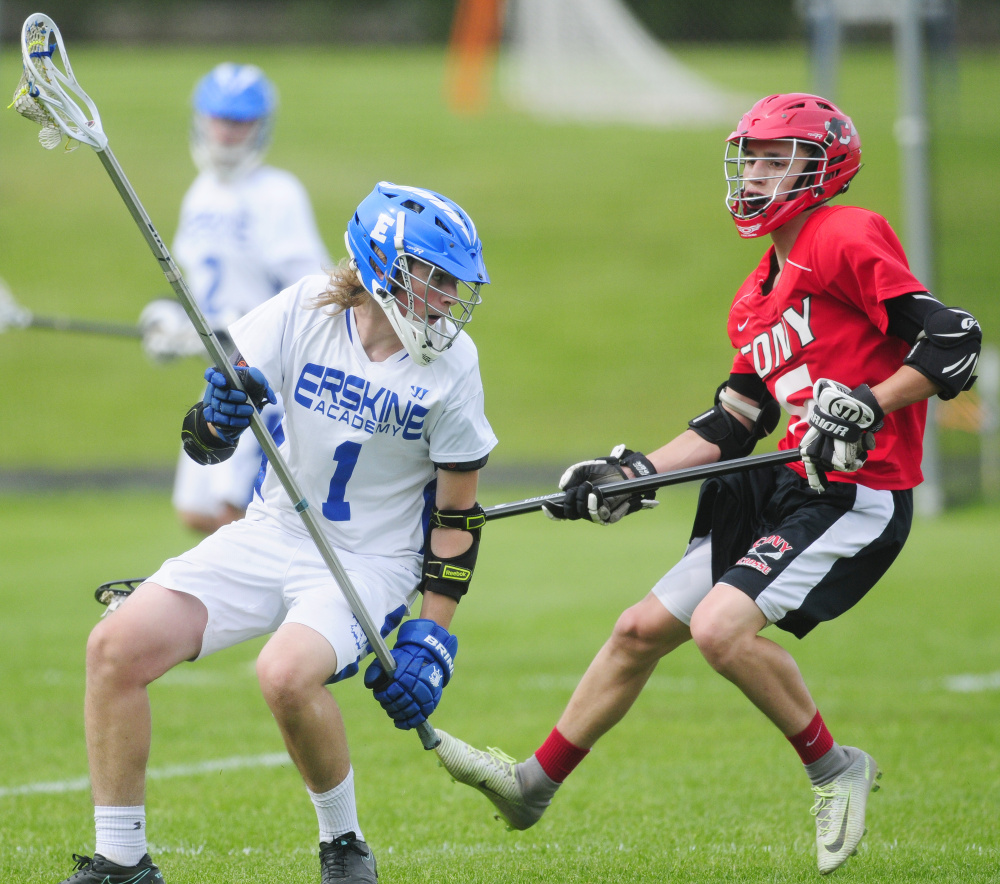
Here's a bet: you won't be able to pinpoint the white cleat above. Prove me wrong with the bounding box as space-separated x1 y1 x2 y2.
434 729 548 830
811 748 882 875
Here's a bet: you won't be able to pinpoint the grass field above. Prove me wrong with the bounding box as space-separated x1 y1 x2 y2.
1 485 998 883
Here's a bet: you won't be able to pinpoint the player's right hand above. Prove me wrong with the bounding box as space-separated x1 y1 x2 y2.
364 619 458 730
542 444 658 525
799 379 884 492
202 365 276 444
138 298 203 363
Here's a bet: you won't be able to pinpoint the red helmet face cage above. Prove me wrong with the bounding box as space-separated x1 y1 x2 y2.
724 93 862 238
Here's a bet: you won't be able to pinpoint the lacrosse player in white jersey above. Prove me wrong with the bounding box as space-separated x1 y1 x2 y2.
62 182 495 884
139 62 330 535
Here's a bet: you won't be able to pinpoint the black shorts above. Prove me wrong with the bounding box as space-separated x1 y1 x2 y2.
690 465 913 638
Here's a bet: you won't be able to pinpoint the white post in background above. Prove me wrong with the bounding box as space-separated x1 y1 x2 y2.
978 346 1000 502
895 0 943 516
799 0 945 516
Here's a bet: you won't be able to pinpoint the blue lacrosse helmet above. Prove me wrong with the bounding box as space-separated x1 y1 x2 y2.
190 63 277 179
345 182 489 366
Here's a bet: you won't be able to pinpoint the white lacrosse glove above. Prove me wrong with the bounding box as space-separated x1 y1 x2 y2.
138 298 203 363
800 379 884 492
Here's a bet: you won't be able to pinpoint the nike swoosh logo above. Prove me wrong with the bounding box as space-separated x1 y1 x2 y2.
477 778 508 799
824 792 851 853
737 318 749 331
805 728 822 747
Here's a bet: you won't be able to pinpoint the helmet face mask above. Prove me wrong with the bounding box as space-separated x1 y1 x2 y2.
190 63 276 180
345 182 489 366
725 137 825 231
724 93 861 238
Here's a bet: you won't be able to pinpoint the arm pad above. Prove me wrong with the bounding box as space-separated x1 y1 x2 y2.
418 504 485 602
688 382 780 460
903 306 982 400
182 402 237 465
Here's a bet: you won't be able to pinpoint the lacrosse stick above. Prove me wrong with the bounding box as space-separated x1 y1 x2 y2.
0 276 141 339
483 449 803 521
11 13 440 751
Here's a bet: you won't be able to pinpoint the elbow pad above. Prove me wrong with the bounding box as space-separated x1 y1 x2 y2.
688 382 781 460
903 306 982 400
182 402 237 465
418 505 486 603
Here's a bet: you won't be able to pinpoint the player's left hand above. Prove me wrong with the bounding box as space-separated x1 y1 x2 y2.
363 619 457 730
800 379 885 492
202 365 276 444
542 444 658 525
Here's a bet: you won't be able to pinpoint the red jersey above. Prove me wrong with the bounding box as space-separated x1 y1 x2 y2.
728 205 927 490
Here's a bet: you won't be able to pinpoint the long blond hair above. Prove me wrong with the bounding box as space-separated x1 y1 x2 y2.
310 257 372 313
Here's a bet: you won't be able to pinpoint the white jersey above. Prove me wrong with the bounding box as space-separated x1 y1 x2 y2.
173 165 330 329
229 276 497 560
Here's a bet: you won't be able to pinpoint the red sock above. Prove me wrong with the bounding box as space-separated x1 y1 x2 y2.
788 710 834 765
534 727 590 783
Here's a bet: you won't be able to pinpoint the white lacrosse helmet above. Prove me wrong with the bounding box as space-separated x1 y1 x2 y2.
190 63 276 180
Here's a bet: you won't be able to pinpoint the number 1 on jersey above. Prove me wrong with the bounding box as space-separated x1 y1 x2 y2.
322 441 361 521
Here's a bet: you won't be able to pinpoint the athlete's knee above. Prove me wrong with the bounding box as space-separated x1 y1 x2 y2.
86 615 170 688
609 598 687 664
689 605 750 672
257 639 335 710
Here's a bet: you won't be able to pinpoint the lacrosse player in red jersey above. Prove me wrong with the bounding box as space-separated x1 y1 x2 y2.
434 93 982 875
59 183 495 884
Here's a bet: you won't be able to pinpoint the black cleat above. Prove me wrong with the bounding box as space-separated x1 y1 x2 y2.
319 833 377 882
58 852 163 883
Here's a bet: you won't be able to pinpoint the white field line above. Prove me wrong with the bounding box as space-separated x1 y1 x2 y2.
944 671 1000 693
0 752 289 799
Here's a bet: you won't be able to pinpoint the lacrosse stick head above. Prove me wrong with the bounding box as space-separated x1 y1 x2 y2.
95 578 146 617
10 13 107 152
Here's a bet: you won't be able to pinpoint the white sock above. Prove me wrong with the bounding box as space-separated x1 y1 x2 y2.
94 805 147 866
309 767 363 843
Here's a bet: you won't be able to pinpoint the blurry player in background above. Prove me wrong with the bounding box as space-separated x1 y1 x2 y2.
59 183 494 884
139 62 330 534
434 93 982 875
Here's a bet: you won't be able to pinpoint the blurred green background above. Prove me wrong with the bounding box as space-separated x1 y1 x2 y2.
0 3 996 480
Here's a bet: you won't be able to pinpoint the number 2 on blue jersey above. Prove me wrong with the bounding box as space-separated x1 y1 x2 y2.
322 441 361 521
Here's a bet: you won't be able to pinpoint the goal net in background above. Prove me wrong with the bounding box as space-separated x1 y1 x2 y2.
447 0 745 127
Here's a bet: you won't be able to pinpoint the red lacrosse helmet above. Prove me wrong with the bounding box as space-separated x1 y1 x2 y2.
724 93 862 238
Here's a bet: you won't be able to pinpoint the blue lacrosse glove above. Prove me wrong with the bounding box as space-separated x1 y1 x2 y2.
363 619 458 730
201 365 276 444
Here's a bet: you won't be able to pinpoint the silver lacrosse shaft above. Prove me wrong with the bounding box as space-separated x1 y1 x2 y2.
94 149 440 751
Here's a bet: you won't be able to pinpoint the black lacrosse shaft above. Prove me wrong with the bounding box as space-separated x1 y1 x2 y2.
483 449 802 522
29 314 142 338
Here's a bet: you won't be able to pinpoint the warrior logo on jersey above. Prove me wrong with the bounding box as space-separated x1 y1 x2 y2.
736 534 794 576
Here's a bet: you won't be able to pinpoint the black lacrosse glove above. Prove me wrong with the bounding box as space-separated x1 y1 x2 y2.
800 379 884 493
542 444 658 525
202 365 276 444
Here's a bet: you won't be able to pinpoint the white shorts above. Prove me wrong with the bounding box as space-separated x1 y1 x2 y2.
171 400 282 517
650 533 714 626
148 515 421 678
